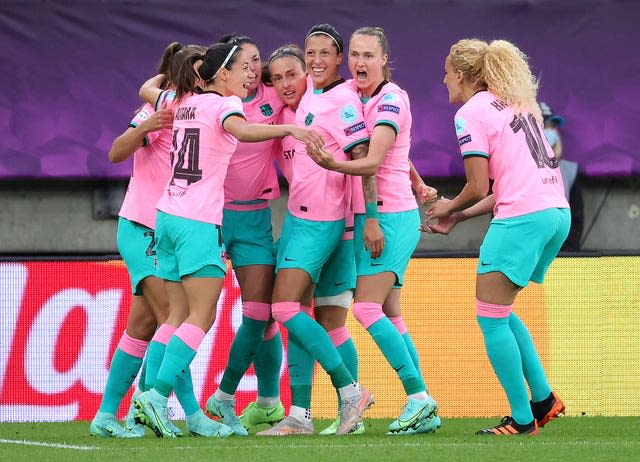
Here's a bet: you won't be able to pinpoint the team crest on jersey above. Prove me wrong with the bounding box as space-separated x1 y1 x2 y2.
138 109 150 120
454 116 466 135
260 104 273 116
305 113 315 126
340 104 358 123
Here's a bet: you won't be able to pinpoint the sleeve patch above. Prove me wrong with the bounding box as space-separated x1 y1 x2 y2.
458 134 472 146
344 121 366 136
454 116 466 135
340 104 359 124
377 104 400 114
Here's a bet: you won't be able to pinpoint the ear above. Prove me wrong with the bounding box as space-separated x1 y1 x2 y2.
381 53 388 68
336 52 343 66
456 69 464 84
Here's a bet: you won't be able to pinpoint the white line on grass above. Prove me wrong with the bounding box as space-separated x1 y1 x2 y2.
0 438 98 451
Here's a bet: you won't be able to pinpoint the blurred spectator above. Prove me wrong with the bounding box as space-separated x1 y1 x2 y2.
540 102 583 251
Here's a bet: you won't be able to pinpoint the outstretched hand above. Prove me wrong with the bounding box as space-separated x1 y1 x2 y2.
421 213 458 234
306 142 338 170
291 127 324 153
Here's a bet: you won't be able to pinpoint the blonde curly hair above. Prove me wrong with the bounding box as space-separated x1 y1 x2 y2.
449 39 542 121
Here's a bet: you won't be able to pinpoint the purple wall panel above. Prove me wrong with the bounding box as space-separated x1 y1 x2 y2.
1 0 637 179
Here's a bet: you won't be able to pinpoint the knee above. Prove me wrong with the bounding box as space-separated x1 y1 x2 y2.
271 301 300 324
352 302 384 329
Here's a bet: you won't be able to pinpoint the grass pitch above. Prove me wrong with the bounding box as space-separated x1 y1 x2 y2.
1 417 639 462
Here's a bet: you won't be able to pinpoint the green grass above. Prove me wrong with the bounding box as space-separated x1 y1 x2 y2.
1 417 639 462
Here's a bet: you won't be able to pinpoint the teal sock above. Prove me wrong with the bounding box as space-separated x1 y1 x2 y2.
336 338 358 381
98 349 142 414
254 331 283 398
137 360 148 392
477 315 534 424
219 316 267 395
287 334 315 408
508 312 552 401
145 340 166 389
174 365 201 417
402 332 423 376
284 312 353 388
367 317 425 394
155 336 197 398
334 338 358 411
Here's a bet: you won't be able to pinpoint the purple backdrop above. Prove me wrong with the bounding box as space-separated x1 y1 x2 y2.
1 0 638 179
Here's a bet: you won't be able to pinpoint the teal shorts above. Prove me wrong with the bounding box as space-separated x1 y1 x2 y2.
155 211 226 282
116 217 157 295
315 238 356 297
354 209 420 288
222 205 275 268
276 214 344 283
478 207 571 287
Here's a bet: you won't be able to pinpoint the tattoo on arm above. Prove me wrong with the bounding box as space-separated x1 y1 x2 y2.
350 144 378 205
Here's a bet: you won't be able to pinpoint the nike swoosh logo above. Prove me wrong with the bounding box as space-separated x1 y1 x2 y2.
480 262 490 266
334 282 346 286
370 262 383 267
265 408 279 417
394 365 405 372
284 257 296 261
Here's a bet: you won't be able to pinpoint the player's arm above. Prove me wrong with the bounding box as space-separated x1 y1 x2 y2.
350 142 384 259
409 159 438 205
139 74 166 107
223 115 323 147
427 156 489 219
307 124 394 176
107 109 173 163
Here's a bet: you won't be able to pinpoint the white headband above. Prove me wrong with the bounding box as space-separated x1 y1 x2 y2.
213 44 239 79
305 31 341 52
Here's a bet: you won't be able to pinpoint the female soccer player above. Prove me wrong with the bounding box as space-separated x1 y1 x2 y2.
132 42 322 438
90 43 225 439
425 38 568 435
306 27 440 435
263 24 374 436
203 34 286 436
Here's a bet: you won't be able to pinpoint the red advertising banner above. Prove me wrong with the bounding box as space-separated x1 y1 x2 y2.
0 261 290 421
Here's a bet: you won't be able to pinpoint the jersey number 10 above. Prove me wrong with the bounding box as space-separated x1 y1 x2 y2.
510 113 559 169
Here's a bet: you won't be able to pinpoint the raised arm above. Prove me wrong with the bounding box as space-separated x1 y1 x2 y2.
223 116 323 148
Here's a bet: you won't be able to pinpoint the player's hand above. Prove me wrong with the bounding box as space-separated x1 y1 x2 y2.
426 196 453 220
141 108 173 133
290 127 324 152
364 218 384 259
421 213 458 235
306 143 337 170
416 183 438 205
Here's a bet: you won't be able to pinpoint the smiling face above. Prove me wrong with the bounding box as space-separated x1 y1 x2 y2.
269 55 307 109
240 42 262 96
224 48 255 99
348 33 387 97
304 34 342 89
443 55 463 104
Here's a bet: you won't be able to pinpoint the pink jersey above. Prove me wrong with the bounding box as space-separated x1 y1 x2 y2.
118 103 173 229
455 91 569 219
156 91 245 225
223 83 285 202
289 80 369 221
350 80 417 214
274 105 296 185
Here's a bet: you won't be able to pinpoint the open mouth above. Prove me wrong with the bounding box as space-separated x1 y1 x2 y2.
356 71 367 80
